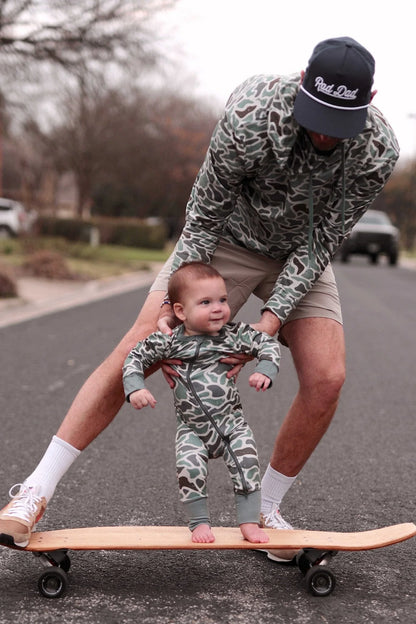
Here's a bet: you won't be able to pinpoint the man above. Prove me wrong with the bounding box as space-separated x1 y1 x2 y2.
0 37 399 560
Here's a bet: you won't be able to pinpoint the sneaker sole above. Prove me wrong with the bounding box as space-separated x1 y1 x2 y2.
0 532 29 548
266 549 298 564
256 547 298 564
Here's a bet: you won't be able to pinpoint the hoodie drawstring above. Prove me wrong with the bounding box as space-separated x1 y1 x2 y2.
308 142 346 261
308 172 314 261
341 143 346 236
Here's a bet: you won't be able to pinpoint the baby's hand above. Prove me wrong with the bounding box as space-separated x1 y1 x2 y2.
129 389 157 409
248 372 271 392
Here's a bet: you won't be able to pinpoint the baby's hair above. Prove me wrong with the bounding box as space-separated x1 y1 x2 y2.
168 262 223 305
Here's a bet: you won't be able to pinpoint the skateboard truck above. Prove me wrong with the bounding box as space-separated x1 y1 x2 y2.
296 549 338 597
33 549 70 598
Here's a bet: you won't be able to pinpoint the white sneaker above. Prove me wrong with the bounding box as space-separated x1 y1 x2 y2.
0 484 46 548
260 504 294 530
259 504 298 563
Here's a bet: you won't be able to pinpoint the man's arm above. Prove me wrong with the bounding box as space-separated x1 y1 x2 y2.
251 310 282 336
234 323 281 380
262 140 399 324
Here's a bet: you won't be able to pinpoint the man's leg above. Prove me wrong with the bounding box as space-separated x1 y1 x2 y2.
262 317 345 517
271 317 345 476
56 289 166 448
260 317 345 561
0 290 165 546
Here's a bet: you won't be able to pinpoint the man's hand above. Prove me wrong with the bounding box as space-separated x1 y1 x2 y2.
157 306 179 336
129 389 157 410
161 359 182 389
250 310 281 336
249 372 271 392
221 310 281 379
157 304 183 386
221 353 253 380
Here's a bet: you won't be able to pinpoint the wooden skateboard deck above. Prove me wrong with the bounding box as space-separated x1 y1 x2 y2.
5 523 415 598
23 522 416 552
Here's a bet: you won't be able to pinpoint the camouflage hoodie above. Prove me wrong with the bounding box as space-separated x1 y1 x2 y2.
171 73 399 322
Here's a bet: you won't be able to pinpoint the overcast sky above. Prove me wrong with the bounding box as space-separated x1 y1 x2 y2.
157 0 416 163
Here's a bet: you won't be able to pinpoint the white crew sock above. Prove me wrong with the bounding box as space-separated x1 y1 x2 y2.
24 436 81 502
261 464 297 515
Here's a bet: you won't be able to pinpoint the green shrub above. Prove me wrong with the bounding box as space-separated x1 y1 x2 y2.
37 217 89 242
95 220 167 249
36 216 167 249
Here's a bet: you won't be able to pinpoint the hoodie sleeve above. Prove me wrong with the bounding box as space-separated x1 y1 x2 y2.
170 111 244 273
169 74 280 273
232 323 280 385
262 112 399 322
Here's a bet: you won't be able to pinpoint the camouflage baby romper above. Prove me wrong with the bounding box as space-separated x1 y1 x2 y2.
123 322 280 529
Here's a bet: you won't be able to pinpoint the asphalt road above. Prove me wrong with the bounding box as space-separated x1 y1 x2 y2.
0 259 415 623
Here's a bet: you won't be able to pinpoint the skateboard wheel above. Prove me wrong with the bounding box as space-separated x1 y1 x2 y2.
37 567 68 599
305 565 336 597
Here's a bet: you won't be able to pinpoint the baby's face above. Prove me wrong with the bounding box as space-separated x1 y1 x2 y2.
178 277 230 336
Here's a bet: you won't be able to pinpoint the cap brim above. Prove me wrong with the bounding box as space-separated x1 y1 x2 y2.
293 89 368 139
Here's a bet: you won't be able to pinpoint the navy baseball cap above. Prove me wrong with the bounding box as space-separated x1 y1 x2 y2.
294 37 375 139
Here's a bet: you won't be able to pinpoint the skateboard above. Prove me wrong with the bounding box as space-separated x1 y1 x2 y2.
6 522 416 598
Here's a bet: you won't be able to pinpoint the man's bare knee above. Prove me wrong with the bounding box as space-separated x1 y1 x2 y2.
301 364 345 409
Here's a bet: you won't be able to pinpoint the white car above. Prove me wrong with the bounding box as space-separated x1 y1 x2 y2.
0 198 36 238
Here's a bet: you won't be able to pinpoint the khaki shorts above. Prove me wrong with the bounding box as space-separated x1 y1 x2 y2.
150 239 343 327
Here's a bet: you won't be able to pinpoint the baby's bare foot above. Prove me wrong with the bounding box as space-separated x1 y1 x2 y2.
192 524 215 543
240 522 270 543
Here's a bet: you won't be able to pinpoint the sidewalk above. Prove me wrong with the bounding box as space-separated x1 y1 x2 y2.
0 263 164 329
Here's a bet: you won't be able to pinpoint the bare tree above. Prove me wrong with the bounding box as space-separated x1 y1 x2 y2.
0 0 175 76
0 0 178 194
40 80 217 219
